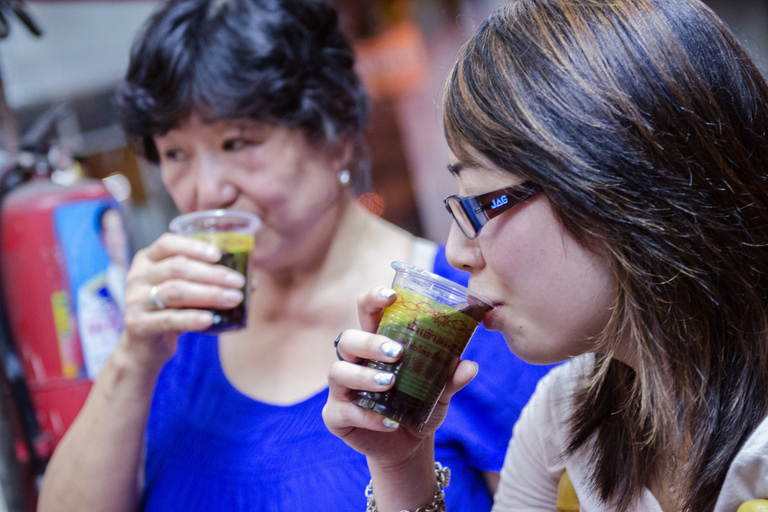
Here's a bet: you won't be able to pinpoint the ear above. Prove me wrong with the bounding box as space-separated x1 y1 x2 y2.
328 136 355 172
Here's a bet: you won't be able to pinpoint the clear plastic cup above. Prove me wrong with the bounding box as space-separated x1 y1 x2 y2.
169 209 261 334
355 261 493 431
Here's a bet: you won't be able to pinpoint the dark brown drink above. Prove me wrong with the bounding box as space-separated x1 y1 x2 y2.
355 286 491 431
191 231 253 334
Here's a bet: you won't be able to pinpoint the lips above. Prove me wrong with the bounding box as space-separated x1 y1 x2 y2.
480 304 501 330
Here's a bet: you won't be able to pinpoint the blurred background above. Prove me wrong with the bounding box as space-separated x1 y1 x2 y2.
0 0 765 510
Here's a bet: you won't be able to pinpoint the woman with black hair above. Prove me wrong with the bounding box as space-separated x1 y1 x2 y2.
37 1 553 511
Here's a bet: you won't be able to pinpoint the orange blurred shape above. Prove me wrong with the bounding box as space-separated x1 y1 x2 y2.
358 192 385 217
354 20 429 98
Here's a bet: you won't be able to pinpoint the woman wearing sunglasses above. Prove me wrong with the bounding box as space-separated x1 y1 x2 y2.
324 0 768 511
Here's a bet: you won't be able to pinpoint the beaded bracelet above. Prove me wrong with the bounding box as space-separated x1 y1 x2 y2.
365 462 450 512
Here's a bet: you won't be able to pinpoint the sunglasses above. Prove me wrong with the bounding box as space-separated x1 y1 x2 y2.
444 181 541 239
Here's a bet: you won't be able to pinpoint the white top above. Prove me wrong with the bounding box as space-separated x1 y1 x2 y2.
492 356 768 511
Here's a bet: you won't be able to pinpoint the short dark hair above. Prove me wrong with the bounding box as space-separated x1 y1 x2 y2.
116 0 369 166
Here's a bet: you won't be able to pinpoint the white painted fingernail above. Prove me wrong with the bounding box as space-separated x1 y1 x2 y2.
381 342 402 358
380 288 396 299
374 373 394 386
382 418 399 429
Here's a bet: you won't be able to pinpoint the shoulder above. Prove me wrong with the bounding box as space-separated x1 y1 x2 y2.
715 413 768 511
493 357 592 510
410 237 439 272
541 355 592 389
504 356 592 468
524 355 592 429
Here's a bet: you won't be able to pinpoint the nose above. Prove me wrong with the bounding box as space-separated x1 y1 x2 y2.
445 221 484 273
194 152 238 211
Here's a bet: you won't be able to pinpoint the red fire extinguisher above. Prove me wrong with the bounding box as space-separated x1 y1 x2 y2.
2 178 119 437
0 105 130 507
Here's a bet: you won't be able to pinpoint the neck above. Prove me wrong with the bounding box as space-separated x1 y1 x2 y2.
250 202 402 320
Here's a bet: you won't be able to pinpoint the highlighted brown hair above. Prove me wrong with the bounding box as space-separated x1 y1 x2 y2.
445 0 768 510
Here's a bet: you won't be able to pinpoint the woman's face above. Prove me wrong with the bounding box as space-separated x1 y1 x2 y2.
100 208 129 268
154 113 349 270
445 152 617 365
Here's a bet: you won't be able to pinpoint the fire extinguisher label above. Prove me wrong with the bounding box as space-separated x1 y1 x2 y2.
53 199 130 380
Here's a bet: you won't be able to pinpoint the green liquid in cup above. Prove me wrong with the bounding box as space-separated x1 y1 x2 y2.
355 286 490 431
191 231 253 334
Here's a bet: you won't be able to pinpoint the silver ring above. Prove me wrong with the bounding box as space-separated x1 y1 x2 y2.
149 284 166 310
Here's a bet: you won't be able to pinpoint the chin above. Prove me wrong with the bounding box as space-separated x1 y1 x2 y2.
498 329 566 366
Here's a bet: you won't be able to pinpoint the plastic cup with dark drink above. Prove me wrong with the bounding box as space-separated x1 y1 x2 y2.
355 261 493 431
169 209 261 334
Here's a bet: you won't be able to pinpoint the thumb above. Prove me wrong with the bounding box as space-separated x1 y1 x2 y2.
423 360 478 432
441 359 478 402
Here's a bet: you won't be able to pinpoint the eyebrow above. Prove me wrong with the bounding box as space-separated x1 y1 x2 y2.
447 162 465 175
199 116 252 132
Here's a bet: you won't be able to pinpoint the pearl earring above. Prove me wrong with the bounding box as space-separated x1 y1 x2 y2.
337 169 351 185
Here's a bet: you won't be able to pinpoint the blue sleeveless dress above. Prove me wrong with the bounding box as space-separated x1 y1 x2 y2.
142 247 557 511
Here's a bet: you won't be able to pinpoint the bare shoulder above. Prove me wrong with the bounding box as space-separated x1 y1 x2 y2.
356 208 435 267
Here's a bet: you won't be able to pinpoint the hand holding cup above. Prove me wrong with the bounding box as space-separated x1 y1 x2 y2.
323 263 491 465
121 209 260 369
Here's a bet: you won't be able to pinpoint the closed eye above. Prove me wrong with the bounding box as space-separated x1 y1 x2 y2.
163 148 188 162
223 138 250 151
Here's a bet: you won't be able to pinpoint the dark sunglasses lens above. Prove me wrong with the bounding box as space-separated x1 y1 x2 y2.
446 197 478 239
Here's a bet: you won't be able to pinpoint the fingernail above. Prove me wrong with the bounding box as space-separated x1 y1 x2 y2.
382 418 399 429
223 290 244 304
205 245 221 260
381 341 402 358
374 373 394 386
225 272 246 287
380 288 396 299
468 361 479 379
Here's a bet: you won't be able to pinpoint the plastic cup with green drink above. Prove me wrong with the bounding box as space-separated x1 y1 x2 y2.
355 261 493 431
169 209 261 334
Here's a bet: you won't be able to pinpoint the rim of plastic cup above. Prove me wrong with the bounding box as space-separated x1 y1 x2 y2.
169 209 262 234
390 261 493 307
